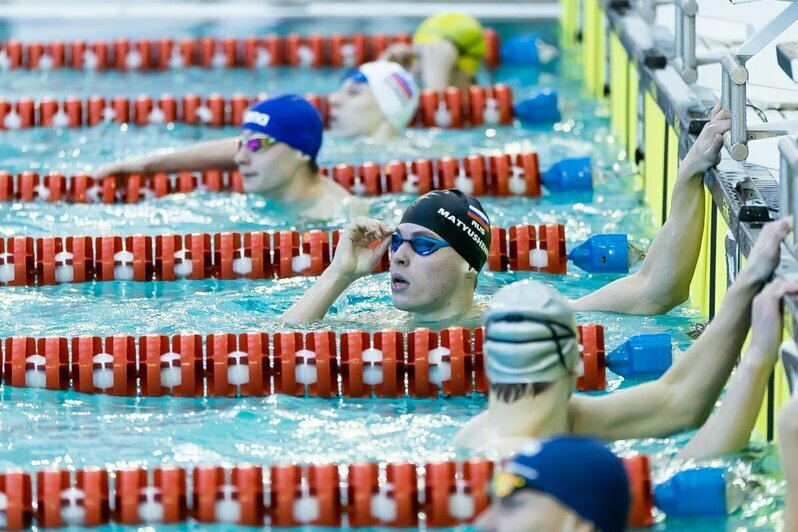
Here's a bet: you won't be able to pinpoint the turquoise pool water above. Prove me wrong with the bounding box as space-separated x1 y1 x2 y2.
0 19 786 529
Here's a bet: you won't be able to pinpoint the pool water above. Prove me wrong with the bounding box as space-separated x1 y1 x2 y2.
0 19 786 530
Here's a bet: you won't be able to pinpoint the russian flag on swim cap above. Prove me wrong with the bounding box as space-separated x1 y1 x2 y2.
241 94 323 161
358 61 419 132
390 72 415 98
468 204 490 230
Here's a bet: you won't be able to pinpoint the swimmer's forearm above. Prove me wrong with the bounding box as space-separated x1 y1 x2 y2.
574 161 704 315
778 407 798 530
657 271 758 426
572 273 759 440
677 352 774 460
279 270 354 324
136 138 239 174
573 162 706 315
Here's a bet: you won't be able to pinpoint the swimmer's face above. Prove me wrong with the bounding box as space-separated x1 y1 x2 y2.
328 78 387 138
476 490 592 532
390 222 474 317
234 129 309 195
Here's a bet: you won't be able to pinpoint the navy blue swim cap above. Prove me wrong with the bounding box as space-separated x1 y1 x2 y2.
500 437 630 532
241 94 323 161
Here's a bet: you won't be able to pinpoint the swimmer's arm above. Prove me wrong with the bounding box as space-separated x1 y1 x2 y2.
95 137 239 178
570 268 760 440
679 279 797 460
280 270 355 324
778 397 798 531
675 350 774 460
419 40 459 92
571 219 790 440
572 110 731 315
281 217 393 324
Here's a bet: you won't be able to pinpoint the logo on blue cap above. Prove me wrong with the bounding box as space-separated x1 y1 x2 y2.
241 94 323 161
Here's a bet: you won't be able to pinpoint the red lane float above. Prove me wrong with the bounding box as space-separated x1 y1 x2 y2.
473 327 487 394
2 337 68 390
407 328 474 398
0 324 602 397
272 331 338 398
3 451 655 529
576 324 606 391
206 332 271 397
346 463 380 527
0 83 512 131
2 32 500 71
213 231 272 280
340 330 405 398
94 235 153 281
623 455 654 528
2 222 567 287
0 237 35 286
36 236 94 286
425 460 493 526
155 234 212 281
350 462 418 527
507 224 566 274
114 467 187 524
36 469 110 528
71 335 137 396
138 334 203 397
384 462 419 527
0 471 33 530
192 465 265 526
269 464 341 527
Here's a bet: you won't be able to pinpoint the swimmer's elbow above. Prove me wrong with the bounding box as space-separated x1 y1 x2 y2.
638 273 690 315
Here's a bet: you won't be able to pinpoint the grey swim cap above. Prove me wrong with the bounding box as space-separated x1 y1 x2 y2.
484 280 579 384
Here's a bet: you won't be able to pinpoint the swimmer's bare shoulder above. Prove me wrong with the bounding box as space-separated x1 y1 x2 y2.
453 411 487 448
302 179 370 220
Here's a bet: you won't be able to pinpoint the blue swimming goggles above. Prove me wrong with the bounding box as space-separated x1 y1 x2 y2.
390 233 450 256
342 69 369 84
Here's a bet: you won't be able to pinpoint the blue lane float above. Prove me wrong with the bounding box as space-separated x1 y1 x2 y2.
607 333 673 379
499 34 556 66
654 467 729 518
514 90 562 124
541 157 593 192
568 234 630 274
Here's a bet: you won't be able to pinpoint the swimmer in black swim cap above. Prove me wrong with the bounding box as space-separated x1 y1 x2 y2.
281 189 491 324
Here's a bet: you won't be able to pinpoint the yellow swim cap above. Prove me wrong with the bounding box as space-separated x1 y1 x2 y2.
413 12 486 76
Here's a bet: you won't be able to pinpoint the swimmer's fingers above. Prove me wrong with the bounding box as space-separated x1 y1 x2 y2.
744 218 792 282
348 217 392 243
380 43 416 68
372 233 393 258
709 102 723 120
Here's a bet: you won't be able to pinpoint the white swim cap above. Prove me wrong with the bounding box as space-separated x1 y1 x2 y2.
484 280 579 384
358 60 420 132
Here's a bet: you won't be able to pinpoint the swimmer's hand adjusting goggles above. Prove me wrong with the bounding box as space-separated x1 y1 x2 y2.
390 233 451 256
238 136 279 154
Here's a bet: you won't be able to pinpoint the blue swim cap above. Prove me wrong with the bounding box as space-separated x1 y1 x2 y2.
241 94 323 161
499 437 630 532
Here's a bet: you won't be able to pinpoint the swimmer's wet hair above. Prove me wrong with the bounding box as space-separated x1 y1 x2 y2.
308 160 319 173
490 382 553 403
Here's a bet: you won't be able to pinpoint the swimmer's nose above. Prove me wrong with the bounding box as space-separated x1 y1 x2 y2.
234 143 250 166
391 242 410 267
328 88 344 108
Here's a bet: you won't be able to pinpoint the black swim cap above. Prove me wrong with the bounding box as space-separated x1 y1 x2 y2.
399 189 492 271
